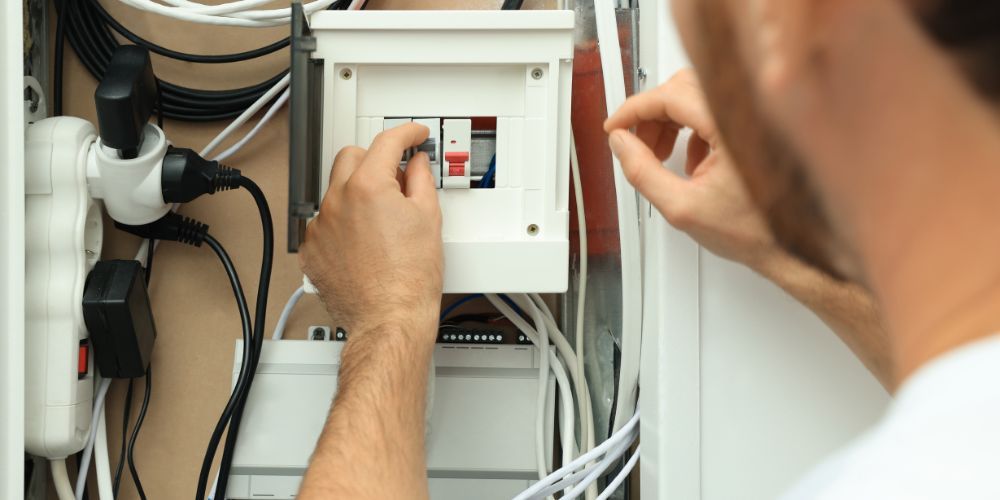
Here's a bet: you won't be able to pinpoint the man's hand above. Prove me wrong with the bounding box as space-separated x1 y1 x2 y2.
297 123 442 500
606 69 893 389
604 69 778 269
300 122 443 337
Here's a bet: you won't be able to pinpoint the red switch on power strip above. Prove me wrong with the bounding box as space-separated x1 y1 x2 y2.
78 340 89 379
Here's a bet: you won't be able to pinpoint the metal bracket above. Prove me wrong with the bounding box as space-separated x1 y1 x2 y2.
288 3 323 252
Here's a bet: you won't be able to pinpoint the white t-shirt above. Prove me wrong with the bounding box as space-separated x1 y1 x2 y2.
781 334 1000 500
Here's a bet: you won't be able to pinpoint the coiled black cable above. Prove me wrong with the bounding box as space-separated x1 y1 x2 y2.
54 0 351 121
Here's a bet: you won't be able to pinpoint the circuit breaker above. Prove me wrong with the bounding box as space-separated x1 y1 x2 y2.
289 10 575 293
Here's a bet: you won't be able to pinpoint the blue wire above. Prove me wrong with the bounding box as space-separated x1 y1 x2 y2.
439 293 523 322
479 155 497 188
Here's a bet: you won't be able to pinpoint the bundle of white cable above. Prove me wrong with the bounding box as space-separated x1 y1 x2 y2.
73 378 113 500
486 294 577 477
115 0 356 27
513 410 639 500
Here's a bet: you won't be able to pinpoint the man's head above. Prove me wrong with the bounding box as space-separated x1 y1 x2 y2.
669 0 1000 281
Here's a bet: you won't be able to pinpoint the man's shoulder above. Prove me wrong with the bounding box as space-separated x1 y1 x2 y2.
781 334 1000 500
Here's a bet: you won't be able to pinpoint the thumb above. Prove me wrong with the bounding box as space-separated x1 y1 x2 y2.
609 129 688 218
403 152 440 215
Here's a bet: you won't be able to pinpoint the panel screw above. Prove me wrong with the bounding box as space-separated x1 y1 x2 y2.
341 68 353 80
527 224 540 236
637 67 648 81
531 68 544 80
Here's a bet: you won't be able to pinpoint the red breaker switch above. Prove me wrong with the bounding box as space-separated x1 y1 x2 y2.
442 119 472 189
446 151 470 177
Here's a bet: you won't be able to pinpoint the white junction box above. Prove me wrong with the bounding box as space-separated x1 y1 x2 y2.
297 10 575 293
226 340 555 500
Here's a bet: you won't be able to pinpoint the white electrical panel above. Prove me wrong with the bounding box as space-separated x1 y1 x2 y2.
306 11 575 293
226 340 555 500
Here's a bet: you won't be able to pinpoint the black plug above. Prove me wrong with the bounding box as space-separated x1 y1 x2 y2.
94 46 158 160
160 147 241 203
115 212 209 247
83 260 156 378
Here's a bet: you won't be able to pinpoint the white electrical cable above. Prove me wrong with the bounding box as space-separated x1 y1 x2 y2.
595 445 640 500
513 410 639 500
51 459 75 500
213 88 290 162
75 378 113 500
595 0 643 435
94 400 114 500
485 294 571 479
115 0 338 27
529 428 637 499
530 295 551 479
199 74 290 158
561 431 636 500
521 293 596 460
570 133 597 464
273 285 307 340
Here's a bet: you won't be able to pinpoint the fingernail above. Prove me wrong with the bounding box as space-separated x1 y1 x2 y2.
608 130 627 155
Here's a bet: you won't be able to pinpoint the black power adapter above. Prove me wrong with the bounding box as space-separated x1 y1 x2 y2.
83 260 157 378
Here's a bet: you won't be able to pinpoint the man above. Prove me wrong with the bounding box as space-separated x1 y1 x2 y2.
298 0 1000 498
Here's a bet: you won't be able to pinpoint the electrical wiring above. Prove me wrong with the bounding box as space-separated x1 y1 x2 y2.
197 233 253 500
115 0 340 27
73 378 112 500
570 132 597 466
529 431 636 499
517 294 595 460
94 405 113 500
484 294 575 477
113 379 134 496
273 285 307 340
53 0 325 121
213 88 290 162
214 177 275 500
199 74 290 158
594 0 643 435
595 445 639 500
561 432 636 500
127 366 152 500
512 410 639 500
86 0 289 64
501 0 526 10
51 458 75 500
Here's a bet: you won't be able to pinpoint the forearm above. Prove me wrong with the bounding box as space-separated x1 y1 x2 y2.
299 318 437 500
751 250 894 391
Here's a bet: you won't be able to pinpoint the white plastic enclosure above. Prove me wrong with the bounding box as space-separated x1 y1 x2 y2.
309 11 575 293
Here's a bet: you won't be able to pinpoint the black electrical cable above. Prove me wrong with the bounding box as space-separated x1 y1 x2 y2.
127 365 152 500
113 379 134 498
53 0 67 116
56 0 352 121
196 233 254 500
501 0 526 10
214 176 274 500
85 0 289 64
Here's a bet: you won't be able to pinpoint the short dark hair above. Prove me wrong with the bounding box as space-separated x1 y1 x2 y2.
922 0 1000 99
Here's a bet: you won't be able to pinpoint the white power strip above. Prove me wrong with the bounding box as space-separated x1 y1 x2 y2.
225 340 555 500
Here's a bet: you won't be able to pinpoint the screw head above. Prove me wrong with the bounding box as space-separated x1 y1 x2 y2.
341 68 353 80
531 68 544 80
527 224 540 236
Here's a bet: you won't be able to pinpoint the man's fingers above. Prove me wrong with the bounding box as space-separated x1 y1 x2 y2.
609 129 689 218
362 123 431 181
329 146 366 191
604 70 719 148
403 153 440 215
